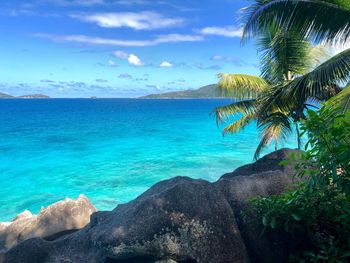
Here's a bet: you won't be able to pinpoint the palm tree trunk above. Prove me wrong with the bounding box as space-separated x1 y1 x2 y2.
275 141 278 151
295 122 301 150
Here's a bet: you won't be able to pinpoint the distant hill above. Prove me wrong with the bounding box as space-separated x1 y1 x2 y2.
18 94 50 99
0 92 50 99
139 84 225 99
0 92 14 99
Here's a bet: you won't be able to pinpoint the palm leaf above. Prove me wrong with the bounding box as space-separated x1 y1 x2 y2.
258 84 297 115
214 99 257 124
254 111 293 159
324 84 350 115
308 45 330 68
258 24 317 82
242 0 350 44
218 73 270 99
254 131 274 161
286 48 350 101
223 115 254 135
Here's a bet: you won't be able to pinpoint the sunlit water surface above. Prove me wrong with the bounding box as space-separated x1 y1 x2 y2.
0 99 297 220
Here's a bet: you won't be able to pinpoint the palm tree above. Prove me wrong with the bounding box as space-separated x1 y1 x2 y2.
242 0 350 111
215 25 324 159
216 0 350 159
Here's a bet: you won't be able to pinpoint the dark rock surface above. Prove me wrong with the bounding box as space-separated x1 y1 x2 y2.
216 148 303 263
2 148 301 263
221 148 300 179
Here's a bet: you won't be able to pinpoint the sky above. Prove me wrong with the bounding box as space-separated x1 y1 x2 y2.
0 0 260 98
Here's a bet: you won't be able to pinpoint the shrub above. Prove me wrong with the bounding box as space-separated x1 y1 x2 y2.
249 106 350 262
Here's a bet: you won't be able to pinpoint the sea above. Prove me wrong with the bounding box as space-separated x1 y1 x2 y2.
0 99 297 221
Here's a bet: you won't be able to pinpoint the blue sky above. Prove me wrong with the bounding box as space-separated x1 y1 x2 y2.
0 0 260 98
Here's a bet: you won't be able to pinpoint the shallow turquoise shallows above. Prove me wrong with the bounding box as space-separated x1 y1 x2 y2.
0 99 297 221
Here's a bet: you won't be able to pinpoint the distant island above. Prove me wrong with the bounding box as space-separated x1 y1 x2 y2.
18 94 50 99
139 84 225 99
0 92 50 99
0 92 14 99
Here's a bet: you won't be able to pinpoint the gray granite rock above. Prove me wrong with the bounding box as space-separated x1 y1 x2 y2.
215 148 303 263
2 148 302 263
0 194 96 252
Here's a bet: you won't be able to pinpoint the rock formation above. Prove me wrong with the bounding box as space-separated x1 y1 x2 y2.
0 194 96 253
1 148 301 263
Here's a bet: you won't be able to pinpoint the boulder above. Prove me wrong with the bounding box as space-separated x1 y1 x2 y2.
215 148 303 263
221 148 300 179
89 177 250 263
4 178 251 263
3 148 302 263
0 194 96 252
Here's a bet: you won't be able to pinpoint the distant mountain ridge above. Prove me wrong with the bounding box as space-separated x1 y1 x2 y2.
18 94 50 99
139 84 224 99
0 92 50 99
0 92 14 99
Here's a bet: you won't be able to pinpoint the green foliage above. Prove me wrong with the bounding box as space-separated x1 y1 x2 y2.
249 104 350 262
252 185 350 262
218 74 269 100
215 0 350 159
242 0 350 44
300 108 350 192
282 48 350 103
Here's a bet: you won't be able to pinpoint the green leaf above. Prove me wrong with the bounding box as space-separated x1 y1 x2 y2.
341 251 350 258
262 216 268 226
218 73 269 100
270 217 277 229
291 214 301 221
279 160 290 166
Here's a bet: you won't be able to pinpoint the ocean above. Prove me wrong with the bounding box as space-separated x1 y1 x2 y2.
0 99 297 221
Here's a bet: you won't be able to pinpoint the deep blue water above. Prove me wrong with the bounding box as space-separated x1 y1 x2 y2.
0 99 296 221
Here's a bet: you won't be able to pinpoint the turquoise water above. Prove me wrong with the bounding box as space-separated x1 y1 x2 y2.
0 99 296 221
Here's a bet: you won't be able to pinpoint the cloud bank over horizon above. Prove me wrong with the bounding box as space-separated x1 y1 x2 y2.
0 0 259 98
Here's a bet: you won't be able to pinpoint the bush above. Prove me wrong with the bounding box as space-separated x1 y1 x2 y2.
249 106 350 262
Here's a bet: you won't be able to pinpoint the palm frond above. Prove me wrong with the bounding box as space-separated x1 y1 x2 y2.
258 24 317 82
254 111 293 159
223 115 254 135
324 84 350 115
214 99 257 124
258 84 297 115
254 131 274 161
308 45 330 68
286 48 350 101
218 73 270 99
242 0 350 44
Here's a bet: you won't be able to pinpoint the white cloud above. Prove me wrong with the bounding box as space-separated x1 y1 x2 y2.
118 73 133 79
108 59 116 66
34 33 203 47
160 61 173 68
128 54 144 66
71 12 184 30
43 0 105 6
211 55 222 60
199 26 243 38
210 54 246 66
113 51 145 66
113 50 128 59
155 34 203 44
